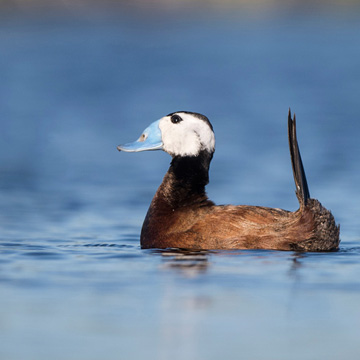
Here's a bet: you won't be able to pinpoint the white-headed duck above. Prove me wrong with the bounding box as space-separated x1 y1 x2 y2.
117 110 340 251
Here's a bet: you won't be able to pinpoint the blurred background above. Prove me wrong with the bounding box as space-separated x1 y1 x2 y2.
1 0 359 237
1 1 360 360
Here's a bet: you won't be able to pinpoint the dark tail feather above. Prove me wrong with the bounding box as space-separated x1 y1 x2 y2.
288 109 310 207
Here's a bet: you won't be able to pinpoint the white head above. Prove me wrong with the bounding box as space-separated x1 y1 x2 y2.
118 111 215 157
159 112 215 156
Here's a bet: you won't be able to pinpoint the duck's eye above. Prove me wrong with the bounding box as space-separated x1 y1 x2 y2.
171 114 182 124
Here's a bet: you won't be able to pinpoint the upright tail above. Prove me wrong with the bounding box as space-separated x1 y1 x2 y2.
287 109 340 251
288 109 310 208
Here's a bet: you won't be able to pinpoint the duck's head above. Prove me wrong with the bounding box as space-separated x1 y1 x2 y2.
117 111 215 157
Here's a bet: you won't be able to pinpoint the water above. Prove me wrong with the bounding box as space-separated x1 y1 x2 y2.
1 7 360 360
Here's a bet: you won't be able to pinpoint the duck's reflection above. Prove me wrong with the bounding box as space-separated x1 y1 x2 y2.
153 249 310 360
155 248 308 278
288 252 306 278
155 248 210 277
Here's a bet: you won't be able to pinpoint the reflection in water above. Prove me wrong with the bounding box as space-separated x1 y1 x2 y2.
157 249 210 277
155 249 311 360
155 249 212 360
157 248 309 281
288 252 306 279
285 252 306 315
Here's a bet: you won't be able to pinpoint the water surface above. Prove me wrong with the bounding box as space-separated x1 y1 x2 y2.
0 8 360 360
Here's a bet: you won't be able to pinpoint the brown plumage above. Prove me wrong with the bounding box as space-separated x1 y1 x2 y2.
118 110 340 251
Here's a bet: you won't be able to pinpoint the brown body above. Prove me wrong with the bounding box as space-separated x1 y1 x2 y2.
140 112 340 251
141 167 339 251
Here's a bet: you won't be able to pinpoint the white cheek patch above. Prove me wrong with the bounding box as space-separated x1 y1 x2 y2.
159 113 215 157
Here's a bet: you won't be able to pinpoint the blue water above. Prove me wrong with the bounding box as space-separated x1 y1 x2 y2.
1 7 360 360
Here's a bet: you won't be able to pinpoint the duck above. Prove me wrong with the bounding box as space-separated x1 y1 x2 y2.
117 110 340 251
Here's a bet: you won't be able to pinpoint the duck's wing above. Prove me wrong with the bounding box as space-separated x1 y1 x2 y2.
183 204 312 250
188 203 338 251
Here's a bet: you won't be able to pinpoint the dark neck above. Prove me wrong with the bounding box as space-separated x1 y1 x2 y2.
156 150 214 209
